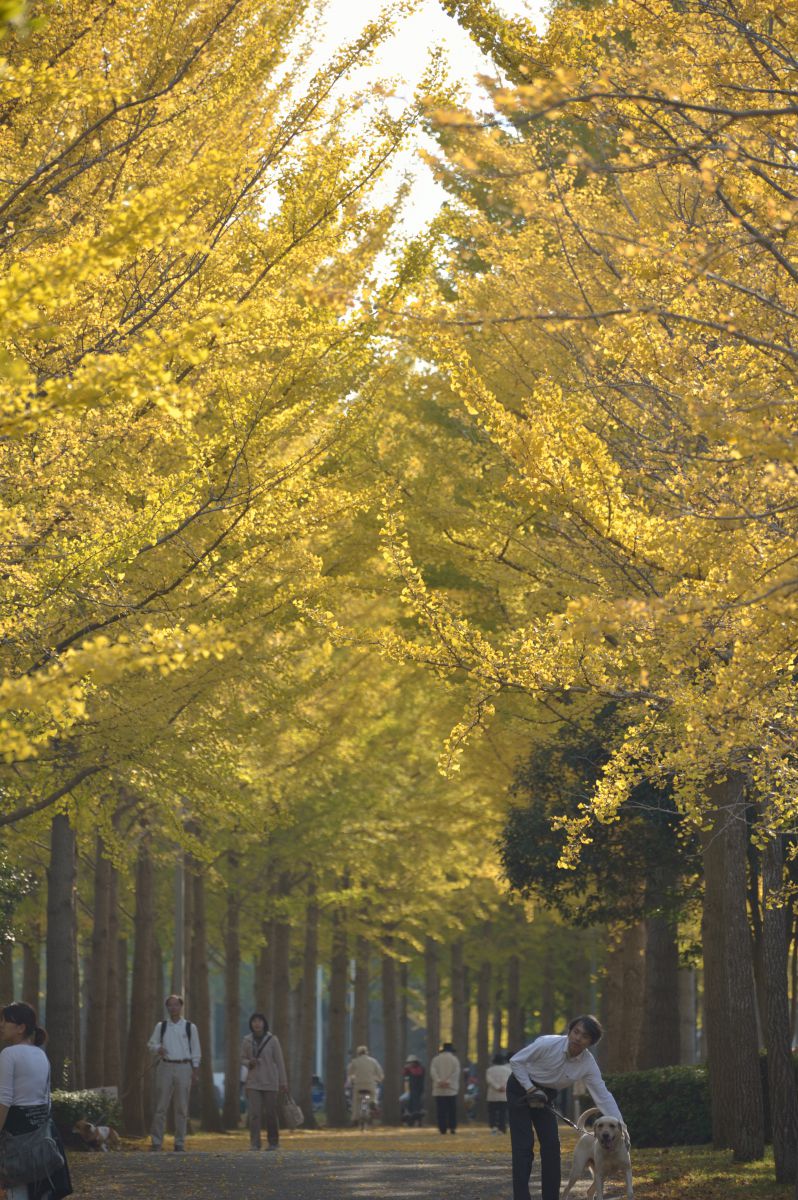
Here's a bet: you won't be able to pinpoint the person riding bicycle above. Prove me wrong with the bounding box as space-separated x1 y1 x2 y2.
347 1045 383 1110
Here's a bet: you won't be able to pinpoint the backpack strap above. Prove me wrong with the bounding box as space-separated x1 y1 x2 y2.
186 1020 192 1052
160 1020 167 1043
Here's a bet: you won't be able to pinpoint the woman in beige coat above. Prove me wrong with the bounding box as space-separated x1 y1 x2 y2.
240 1013 287 1151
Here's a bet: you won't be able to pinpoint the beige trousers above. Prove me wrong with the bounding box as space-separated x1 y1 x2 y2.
151 1061 193 1147
245 1088 279 1148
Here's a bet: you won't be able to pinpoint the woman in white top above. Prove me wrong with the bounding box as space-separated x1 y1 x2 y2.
485 1052 512 1134
0 1002 72 1200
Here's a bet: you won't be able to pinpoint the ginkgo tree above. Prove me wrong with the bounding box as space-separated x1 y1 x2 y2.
367 0 798 1177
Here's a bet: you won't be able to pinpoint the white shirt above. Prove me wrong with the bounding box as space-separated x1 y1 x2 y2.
485 1062 512 1102
0 1044 50 1107
147 1018 201 1068
429 1050 461 1097
509 1035 622 1121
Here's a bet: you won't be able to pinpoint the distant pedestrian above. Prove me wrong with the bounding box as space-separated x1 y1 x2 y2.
347 1045 384 1111
240 1013 287 1152
148 994 201 1152
430 1041 460 1134
486 1052 512 1133
402 1055 425 1126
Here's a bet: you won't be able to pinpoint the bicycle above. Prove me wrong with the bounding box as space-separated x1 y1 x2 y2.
357 1089 373 1131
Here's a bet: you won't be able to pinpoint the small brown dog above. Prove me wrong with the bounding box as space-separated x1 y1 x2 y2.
72 1119 121 1152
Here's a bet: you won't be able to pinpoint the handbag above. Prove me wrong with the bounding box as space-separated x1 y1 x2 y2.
0 1119 64 1185
278 1092 304 1129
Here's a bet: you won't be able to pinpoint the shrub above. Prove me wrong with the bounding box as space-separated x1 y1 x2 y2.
51 1089 122 1130
602 1065 712 1147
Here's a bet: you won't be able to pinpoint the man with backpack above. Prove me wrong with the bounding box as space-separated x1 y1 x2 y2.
147 994 201 1152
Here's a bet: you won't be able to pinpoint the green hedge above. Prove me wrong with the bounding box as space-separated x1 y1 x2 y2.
602 1065 712 1147
51 1089 122 1130
603 1054 798 1148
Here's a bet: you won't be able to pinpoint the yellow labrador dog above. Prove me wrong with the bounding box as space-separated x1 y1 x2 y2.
561 1106 633 1200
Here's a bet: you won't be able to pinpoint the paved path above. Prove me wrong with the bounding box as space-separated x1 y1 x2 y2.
70 1145 518 1199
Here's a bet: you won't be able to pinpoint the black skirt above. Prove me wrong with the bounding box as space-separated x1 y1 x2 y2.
4 1104 73 1200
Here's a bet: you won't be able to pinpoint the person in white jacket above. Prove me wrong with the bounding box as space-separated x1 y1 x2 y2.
429 1041 461 1134
485 1052 512 1133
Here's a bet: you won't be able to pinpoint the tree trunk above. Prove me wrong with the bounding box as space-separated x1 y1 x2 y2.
117 936 128 1086
492 989 503 1056
22 938 40 1012
762 834 798 1182
104 863 122 1089
190 862 222 1131
297 896 318 1129
255 922 274 1015
122 837 156 1135
353 935 370 1050
46 813 77 1089
289 979 302 1091
507 955 523 1053
638 915 680 1068
222 874 241 1130
183 850 194 1015
85 837 111 1087
701 775 764 1161
381 946 400 1125
476 959 491 1121
678 967 697 1065
600 923 646 1073
540 933 555 1035
451 941 468 1124
325 910 349 1127
272 914 291 1055
399 963 409 1068
424 937 440 1115
0 941 14 1007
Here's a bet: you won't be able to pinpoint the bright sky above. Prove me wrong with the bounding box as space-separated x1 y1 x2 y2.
307 0 548 238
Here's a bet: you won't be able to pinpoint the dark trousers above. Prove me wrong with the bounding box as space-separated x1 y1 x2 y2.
435 1095 457 1133
507 1075 560 1200
488 1099 508 1132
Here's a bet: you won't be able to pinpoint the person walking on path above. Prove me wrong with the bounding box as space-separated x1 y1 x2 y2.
402 1055 425 1127
507 1015 623 1200
148 994 201 1153
429 1042 460 1135
240 1013 287 1152
485 1052 512 1134
347 1046 383 1114
0 1001 73 1200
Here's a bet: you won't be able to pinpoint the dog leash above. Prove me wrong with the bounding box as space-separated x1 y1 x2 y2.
548 1102 579 1130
